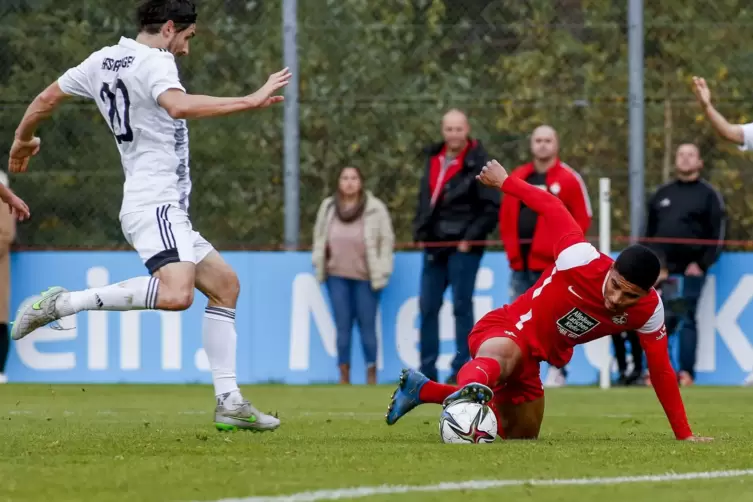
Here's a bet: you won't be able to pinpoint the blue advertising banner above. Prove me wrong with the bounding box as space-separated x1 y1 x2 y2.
6 251 753 385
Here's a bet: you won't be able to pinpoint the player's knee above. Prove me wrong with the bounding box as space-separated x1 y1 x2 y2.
222 271 240 304
476 337 522 377
174 288 195 310
159 286 194 311
209 268 240 306
475 345 508 366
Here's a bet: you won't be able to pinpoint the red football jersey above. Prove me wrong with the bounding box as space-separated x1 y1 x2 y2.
502 239 665 369
492 175 692 440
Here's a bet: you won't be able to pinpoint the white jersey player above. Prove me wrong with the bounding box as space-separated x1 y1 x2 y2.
692 76 753 386
7 0 291 431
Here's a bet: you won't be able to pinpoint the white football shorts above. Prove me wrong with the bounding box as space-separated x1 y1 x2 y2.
120 204 215 274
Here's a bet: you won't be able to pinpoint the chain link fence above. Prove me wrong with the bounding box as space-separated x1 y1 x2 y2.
1 0 753 250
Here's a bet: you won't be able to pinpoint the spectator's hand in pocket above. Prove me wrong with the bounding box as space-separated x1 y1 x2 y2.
685 262 703 277
655 268 669 286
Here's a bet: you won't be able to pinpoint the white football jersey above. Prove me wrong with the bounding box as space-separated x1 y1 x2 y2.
57 36 191 217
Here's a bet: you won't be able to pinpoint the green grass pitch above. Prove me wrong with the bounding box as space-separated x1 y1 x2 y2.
1 384 752 501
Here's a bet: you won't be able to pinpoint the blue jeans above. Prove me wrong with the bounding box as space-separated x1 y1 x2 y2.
419 250 483 381
510 270 543 300
326 276 379 366
677 274 706 378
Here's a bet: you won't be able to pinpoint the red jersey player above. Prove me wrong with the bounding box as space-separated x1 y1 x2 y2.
385 159 712 442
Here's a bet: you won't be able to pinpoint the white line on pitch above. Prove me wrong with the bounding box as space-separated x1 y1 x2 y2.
202 468 753 502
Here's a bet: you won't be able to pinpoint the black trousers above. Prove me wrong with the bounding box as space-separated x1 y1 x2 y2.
0 323 9 373
611 331 643 375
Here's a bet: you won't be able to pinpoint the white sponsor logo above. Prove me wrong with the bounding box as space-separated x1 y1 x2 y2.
656 325 667 341
556 308 600 339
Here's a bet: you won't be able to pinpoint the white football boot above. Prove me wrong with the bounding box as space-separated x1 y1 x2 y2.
214 391 280 432
11 287 68 340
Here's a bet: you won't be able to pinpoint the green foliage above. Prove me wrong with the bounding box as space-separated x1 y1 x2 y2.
2 0 752 249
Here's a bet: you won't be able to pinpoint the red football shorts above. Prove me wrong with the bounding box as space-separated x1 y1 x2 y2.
468 310 545 410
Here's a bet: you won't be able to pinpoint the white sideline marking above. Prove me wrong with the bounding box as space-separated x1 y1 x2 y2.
205 469 753 502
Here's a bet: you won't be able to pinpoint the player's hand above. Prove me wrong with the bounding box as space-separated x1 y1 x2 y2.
476 159 508 188
683 435 713 442
0 189 30 221
246 67 292 109
8 136 41 173
692 76 712 108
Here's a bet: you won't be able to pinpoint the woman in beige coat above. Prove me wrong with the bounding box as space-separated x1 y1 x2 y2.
312 167 394 385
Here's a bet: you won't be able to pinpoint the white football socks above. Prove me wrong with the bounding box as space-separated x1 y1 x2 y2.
55 277 159 317
203 306 240 397
53 282 241 399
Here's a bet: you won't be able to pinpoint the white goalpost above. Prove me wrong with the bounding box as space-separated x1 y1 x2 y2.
596 177 613 389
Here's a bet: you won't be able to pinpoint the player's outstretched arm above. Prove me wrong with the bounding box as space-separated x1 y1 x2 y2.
9 82 69 173
477 160 567 216
637 305 712 442
692 76 745 145
478 160 585 253
158 68 292 120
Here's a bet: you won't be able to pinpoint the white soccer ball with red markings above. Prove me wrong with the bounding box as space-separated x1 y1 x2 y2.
439 401 497 444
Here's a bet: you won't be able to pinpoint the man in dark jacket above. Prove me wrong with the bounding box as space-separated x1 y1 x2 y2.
644 143 726 386
413 109 500 383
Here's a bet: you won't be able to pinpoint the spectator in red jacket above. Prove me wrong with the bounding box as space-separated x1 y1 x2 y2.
499 125 592 387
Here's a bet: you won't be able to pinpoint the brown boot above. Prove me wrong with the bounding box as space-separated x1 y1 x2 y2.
366 365 377 385
678 370 694 387
339 364 350 384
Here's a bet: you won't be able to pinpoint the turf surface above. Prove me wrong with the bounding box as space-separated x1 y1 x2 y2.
0 384 751 502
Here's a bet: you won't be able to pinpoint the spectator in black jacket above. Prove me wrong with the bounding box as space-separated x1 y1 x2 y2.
413 109 500 383
644 143 726 386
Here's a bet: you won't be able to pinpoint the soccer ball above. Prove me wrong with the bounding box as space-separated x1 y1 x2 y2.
439 401 497 444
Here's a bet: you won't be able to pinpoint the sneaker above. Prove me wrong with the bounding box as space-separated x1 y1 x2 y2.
624 370 644 386
385 368 429 425
442 382 493 408
0 374 7 384
11 286 68 341
544 367 567 388
214 392 280 432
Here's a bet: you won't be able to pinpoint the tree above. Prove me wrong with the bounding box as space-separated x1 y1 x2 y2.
1 0 751 250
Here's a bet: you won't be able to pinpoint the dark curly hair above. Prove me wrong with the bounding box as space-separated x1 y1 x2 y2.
137 0 197 34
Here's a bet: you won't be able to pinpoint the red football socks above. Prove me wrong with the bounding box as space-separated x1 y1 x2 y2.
418 358 503 404
418 381 457 404
458 357 502 387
